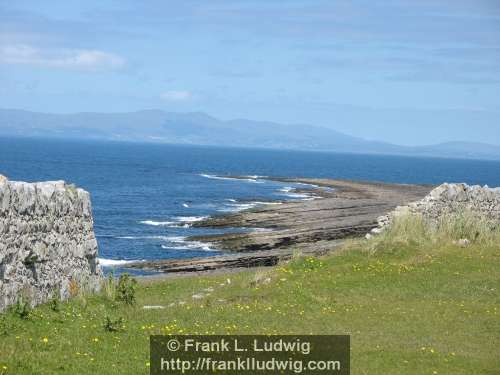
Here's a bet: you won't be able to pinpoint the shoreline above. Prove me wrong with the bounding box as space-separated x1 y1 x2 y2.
127 177 433 274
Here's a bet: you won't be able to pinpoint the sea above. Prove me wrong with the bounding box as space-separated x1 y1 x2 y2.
1 137 499 274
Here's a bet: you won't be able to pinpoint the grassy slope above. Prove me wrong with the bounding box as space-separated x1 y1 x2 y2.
0 239 499 374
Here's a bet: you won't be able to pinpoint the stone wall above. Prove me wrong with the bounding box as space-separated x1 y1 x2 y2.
0 175 102 311
370 183 500 237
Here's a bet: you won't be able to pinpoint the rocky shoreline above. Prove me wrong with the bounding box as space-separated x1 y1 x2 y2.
129 178 433 274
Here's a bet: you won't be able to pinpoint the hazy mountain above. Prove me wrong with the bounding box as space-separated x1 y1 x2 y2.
1 108 499 160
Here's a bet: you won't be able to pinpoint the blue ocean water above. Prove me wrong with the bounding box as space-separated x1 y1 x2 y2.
1 137 499 272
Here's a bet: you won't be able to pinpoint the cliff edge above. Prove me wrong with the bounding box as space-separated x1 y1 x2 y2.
0 175 102 311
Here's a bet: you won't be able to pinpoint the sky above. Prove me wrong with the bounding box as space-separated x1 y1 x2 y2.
1 0 499 146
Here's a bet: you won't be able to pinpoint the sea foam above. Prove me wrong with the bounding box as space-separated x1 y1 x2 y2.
98 258 139 266
200 174 262 183
139 220 175 226
161 236 215 251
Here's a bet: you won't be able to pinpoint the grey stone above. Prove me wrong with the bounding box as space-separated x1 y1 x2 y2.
0 179 102 311
453 239 471 247
370 183 500 238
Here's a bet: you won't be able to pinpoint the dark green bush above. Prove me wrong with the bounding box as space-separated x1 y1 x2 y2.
103 315 125 332
115 274 137 305
49 296 60 312
13 298 31 320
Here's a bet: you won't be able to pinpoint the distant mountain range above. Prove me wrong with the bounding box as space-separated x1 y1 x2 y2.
1 108 499 160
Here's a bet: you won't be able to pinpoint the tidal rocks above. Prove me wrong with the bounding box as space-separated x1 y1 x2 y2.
131 178 432 273
190 178 433 252
0 178 102 311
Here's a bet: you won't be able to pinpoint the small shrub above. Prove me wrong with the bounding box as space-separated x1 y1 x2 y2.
49 296 60 312
115 274 137 305
13 298 31 320
103 315 125 332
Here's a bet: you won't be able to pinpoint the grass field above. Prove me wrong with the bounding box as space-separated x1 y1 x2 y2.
0 214 499 374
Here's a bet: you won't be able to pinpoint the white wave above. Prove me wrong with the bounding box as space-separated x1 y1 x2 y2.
116 235 170 240
200 173 237 181
295 182 319 188
282 192 312 199
161 243 214 251
165 236 186 242
98 258 139 266
200 174 262 183
176 216 207 223
226 198 237 202
139 216 206 227
251 201 283 205
161 236 215 251
139 220 175 226
279 186 293 192
182 203 190 208
220 202 257 212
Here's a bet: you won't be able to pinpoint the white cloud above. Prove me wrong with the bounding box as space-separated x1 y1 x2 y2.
0 44 125 71
160 90 192 101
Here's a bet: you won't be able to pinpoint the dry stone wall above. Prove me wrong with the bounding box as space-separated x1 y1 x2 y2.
370 183 500 237
0 175 102 311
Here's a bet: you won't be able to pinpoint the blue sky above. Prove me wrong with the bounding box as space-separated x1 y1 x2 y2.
1 0 499 146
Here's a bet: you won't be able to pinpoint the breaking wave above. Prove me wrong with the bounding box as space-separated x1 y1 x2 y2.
161 236 215 251
139 220 175 226
98 258 140 267
200 174 263 183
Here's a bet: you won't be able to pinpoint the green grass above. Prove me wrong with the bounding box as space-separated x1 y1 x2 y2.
0 215 499 374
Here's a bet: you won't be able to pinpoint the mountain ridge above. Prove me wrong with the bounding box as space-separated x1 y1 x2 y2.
1 108 499 161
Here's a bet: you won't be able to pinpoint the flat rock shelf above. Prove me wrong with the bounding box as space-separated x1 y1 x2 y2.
129 178 433 274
